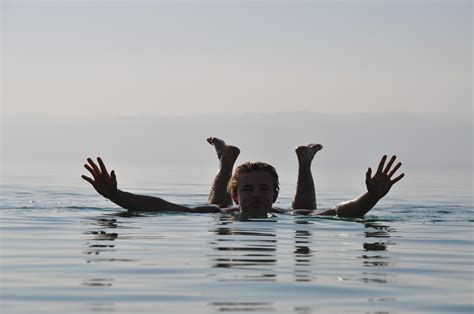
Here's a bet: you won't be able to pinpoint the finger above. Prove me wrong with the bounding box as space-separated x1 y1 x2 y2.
388 162 402 177
376 155 387 174
384 155 396 174
81 175 94 185
366 167 372 182
111 170 117 185
97 157 108 177
391 173 405 184
84 164 97 177
87 158 101 175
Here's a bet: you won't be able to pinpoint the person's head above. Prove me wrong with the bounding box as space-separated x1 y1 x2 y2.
227 161 279 215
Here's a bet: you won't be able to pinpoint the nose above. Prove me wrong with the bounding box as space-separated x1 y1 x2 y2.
250 189 262 198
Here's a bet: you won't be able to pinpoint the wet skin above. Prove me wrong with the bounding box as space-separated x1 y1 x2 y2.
232 171 278 217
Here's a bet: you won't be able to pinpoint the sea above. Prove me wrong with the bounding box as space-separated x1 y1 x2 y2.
1 161 472 313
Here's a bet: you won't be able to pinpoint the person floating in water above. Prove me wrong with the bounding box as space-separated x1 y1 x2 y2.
81 137 404 219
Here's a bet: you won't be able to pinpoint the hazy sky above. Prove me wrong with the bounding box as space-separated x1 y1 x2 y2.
2 0 472 117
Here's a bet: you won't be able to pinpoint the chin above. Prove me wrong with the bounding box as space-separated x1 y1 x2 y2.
241 206 271 217
240 210 270 219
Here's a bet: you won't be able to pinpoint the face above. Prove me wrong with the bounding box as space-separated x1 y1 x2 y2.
232 171 278 216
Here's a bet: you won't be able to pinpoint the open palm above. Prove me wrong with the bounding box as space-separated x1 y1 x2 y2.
81 157 117 199
366 155 404 199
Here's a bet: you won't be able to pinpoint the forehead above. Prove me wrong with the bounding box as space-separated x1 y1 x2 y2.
237 171 274 187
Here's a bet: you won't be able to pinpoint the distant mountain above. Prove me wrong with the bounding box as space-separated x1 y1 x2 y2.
2 112 472 172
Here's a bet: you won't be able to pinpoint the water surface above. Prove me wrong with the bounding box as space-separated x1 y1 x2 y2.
1 163 472 313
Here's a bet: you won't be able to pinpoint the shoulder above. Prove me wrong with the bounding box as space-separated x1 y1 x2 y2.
191 205 224 213
220 206 240 213
271 207 290 214
290 208 337 216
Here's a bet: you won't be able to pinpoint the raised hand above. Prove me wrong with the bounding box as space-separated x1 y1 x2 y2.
81 157 117 199
365 155 404 200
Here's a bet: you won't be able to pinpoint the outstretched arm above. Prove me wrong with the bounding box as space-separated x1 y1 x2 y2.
318 155 404 218
81 157 221 213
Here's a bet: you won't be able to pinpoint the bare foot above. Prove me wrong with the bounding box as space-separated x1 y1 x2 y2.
207 137 240 162
295 143 323 165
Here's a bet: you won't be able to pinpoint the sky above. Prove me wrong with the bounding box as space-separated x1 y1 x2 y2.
1 0 472 117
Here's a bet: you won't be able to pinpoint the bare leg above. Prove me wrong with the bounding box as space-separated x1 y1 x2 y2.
292 144 323 210
207 137 240 206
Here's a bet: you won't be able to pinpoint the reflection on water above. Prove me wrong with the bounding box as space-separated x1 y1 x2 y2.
206 216 397 312
208 215 277 282
359 221 396 286
361 222 394 255
3 164 472 314
293 220 314 282
293 306 314 314
209 302 276 312
81 215 121 299
77 212 401 313
363 222 393 252
207 215 397 285
81 278 114 287
207 215 279 311
83 217 119 261
359 255 392 267
83 302 116 313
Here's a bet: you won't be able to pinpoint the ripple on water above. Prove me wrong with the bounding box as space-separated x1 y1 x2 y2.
1 198 473 313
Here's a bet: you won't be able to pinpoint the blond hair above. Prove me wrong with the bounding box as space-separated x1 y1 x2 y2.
227 161 279 194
